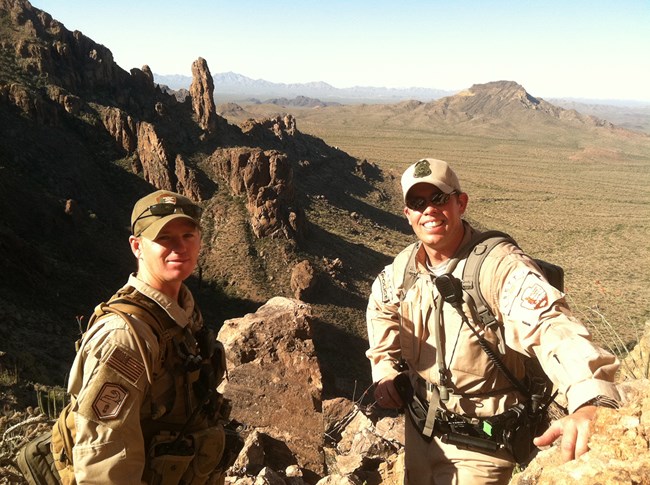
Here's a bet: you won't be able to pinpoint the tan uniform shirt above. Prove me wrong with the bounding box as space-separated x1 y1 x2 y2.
67 274 199 485
366 223 620 416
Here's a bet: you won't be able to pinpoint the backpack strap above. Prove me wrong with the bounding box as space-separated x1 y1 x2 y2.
461 230 516 330
399 242 421 302
399 230 515 302
460 230 564 338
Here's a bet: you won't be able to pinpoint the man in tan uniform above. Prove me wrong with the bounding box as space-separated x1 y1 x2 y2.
48 190 229 485
366 159 620 484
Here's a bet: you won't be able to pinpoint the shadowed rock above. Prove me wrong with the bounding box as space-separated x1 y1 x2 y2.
207 147 305 240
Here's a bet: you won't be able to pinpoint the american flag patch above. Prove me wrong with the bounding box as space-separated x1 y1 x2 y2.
106 347 145 384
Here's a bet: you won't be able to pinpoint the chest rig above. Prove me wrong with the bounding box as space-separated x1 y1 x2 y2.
99 287 227 437
51 286 228 482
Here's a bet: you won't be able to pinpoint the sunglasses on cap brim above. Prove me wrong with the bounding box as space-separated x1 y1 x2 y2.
132 203 202 235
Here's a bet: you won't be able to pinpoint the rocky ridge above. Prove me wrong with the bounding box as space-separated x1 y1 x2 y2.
1 0 383 386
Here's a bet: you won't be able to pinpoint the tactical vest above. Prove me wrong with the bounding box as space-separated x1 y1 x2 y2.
50 286 228 485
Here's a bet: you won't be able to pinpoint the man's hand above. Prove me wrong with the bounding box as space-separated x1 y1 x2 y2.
533 405 598 463
374 375 404 409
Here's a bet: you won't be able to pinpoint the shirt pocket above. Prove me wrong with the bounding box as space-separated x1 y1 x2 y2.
72 439 133 484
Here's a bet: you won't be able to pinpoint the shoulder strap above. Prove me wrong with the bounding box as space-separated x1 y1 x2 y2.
461 230 516 330
108 298 168 339
81 288 178 384
399 242 421 301
461 230 565 330
399 230 516 306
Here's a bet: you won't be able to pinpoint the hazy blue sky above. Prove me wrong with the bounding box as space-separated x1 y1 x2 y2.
31 0 650 102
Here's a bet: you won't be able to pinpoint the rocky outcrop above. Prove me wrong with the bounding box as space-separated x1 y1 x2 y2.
241 114 297 142
291 260 319 301
217 297 405 484
100 106 138 153
45 85 82 115
174 154 204 201
207 147 305 240
0 0 133 98
0 83 59 126
512 323 650 485
190 57 218 133
135 121 174 190
511 379 650 484
130 126 204 199
218 297 324 479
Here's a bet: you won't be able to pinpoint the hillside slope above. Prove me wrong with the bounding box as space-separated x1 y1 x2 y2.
0 0 401 393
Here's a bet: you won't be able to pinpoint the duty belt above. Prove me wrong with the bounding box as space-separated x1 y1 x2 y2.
399 374 527 453
433 408 504 453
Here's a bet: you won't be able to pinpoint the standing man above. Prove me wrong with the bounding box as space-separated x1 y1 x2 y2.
366 158 620 484
38 190 229 484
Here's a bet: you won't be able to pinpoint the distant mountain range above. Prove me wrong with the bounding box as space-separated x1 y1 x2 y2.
154 71 456 103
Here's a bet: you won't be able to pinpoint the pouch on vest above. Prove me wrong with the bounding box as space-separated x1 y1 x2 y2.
16 430 61 485
181 425 226 485
149 432 195 485
50 401 76 485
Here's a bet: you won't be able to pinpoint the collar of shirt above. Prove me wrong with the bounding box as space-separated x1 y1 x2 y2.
126 273 194 328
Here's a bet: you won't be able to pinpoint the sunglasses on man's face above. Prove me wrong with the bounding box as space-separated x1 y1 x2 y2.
132 203 203 235
406 191 457 212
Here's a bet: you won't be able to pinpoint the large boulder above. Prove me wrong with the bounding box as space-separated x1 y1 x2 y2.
218 297 324 479
290 260 319 301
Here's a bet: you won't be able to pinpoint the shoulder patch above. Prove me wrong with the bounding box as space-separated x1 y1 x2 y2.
92 383 129 420
500 267 529 314
520 283 549 310
106 346 145 385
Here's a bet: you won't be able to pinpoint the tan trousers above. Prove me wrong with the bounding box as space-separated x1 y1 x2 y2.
404 415 515 485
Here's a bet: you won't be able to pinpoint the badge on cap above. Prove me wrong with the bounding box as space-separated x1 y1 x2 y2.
413 159 432 178
159 194 177 204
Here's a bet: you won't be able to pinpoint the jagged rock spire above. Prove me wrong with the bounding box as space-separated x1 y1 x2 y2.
190 57 217 133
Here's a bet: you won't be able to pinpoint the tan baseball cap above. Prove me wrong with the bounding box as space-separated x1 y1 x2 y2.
400 158 461 201
131 190 202 239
